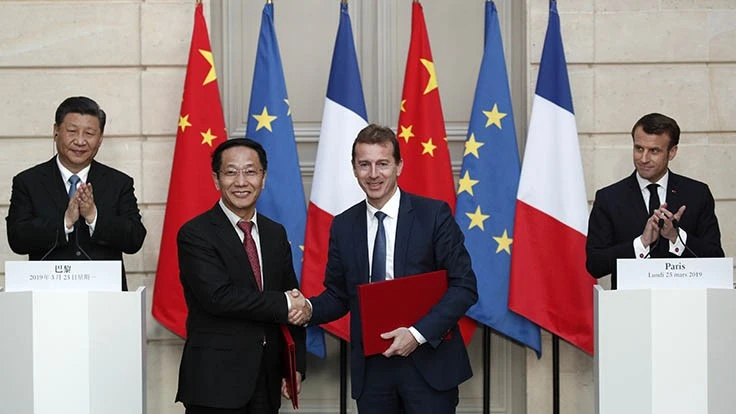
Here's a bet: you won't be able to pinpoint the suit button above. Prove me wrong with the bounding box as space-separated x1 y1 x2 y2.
75 251 82 257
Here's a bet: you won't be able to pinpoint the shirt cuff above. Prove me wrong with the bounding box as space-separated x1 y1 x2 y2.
408 326 427 345
285 292 292 310
669 228 687 256
86 213 97 235
633 236 649 259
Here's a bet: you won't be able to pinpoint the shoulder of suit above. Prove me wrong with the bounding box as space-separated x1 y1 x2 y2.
90 160 134 181
669 171 709 189
334 199 366 220
14 157 56 179
595 174 636 196
255 212 286 232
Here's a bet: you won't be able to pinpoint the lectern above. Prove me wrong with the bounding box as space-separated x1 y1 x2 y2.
0 261 146 414
595 258 735 414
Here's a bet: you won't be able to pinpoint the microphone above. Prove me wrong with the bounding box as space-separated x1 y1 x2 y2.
40 228 60 261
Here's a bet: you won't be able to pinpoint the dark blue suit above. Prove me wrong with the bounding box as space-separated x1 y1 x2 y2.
310 191 477 406
586 171 724 288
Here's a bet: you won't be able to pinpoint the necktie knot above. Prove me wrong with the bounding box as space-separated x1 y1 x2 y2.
68 175 81 198
237 220 253 234
647 183 660 216
375 211 387 223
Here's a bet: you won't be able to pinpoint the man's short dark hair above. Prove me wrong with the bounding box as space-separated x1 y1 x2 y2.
631 113 680 150
211 138 268 174
351 124 402 165
55 96 107 134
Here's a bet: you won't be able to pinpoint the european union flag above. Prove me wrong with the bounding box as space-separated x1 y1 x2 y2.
455 1 541 356
246 2 325 357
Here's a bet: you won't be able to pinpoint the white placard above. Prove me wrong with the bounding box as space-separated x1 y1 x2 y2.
617 257 733 290
4 261 122 292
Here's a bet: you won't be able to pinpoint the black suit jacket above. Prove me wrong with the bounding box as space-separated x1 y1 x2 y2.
310 191 477 399
175 204 306 410
6 157 146 290
586 171 724 288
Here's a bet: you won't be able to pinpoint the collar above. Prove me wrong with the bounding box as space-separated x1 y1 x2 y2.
56 155 91 184
636 170 669 192
218 199 259 231
366 187 401 220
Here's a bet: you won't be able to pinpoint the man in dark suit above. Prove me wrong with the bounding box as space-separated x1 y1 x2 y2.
6 96 146 291
586 113 724 289
175 138 306 414
291 124 477 414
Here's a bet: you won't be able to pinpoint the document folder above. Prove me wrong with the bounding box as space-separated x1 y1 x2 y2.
280 325 299 409
358 270 448 356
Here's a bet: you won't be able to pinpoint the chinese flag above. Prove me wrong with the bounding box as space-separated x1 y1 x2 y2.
397 2 476 344
152 2 225 337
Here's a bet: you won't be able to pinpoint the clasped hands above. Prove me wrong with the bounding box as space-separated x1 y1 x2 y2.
287 289 312 326
64 182 97 228
642 202 686 247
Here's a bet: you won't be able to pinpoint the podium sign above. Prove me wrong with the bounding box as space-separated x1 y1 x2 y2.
617 257 733 290
4 260 121 292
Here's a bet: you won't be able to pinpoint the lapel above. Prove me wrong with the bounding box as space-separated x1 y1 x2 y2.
208 205 259 290
393 192 414 279
87 160 108 204
625 172 649 222
664 170 684 212
255 214 274 291
40 157 71 211
351 201 370 284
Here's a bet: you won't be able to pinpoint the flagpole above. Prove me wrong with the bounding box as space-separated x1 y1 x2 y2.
340 340 348 414
553 335 560 414
482 326 491 414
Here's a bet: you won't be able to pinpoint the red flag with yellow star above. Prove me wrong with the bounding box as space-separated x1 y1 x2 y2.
152 2 225 337
397 1 476 344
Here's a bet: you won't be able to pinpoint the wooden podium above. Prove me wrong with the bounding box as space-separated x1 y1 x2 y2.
0 261 146 414
595 258 735 414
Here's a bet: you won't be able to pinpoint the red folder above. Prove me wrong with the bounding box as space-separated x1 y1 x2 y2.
280 325 299 409
358 270 448 356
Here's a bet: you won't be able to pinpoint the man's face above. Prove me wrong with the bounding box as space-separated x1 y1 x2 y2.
352 142 403 209
54 113 103 173
632 126 677 182
213 146 266 220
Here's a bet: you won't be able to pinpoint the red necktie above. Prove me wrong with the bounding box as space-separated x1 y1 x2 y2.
237 220 262 291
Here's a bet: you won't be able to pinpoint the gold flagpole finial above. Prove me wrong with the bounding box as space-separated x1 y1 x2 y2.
341 0 348 4
195 0 201 4
266 0 272 4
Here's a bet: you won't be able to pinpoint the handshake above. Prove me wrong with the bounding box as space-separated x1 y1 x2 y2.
286 289 312 326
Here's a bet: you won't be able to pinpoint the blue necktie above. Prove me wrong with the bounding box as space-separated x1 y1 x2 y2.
68 175 81 198
371 211 387 282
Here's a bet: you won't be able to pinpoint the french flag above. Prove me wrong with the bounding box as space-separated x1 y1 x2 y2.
300 2 368 342
508 0 595 354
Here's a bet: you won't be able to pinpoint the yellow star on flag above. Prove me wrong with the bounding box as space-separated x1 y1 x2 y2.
463 133 485 158
493 230 513 254
457 171 479 196
252 107 277 132
284 99 291 116
400 99 407 112
399 125 415 143
420 58 438 95
178 114 192 132
483 103 507 129
199 49 217 86
465 205 490 231
200 128 217 147
421 138 437 156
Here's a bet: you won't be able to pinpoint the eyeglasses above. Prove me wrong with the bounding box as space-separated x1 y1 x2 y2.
219 168 264 178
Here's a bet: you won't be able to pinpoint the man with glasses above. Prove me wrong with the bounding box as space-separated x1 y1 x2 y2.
175 138 306 414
